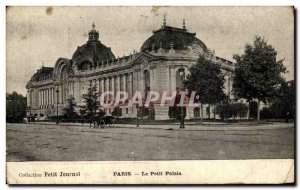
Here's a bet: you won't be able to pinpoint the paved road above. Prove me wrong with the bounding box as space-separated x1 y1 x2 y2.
7 123 294 161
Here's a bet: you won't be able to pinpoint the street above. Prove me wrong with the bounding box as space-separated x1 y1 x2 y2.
7 122 294 161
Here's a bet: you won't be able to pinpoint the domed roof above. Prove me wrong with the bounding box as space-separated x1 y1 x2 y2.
72 23 115 65
141 21 208 53
30 66 53 82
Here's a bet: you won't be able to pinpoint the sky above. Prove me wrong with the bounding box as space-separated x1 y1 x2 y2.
6 6 294 96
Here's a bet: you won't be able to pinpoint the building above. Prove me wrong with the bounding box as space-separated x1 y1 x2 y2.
26 18 234 120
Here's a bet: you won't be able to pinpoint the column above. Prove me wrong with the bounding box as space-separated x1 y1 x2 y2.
74 81 80 104
51 88 53 105
95 79 99 92
106 77 110 102
153 69 157 89
43 89 45 106
45 89 47 106
170 67 176 91
112 76 116 97
140 70 144 93
48 88 51 105
40 90 43 106
53 88 55 105
128 73 132 98
49 89 51 105
117 75 121 92
103 78 106 93
166 67 170 91
47 89 50 105
49 88 51 105
29 90 31 107
48 89 51 105
41 89 43 106
106 77 111 114
44 89 46 106
55 88 57 104
54 88 56 104
100 78 104 94
26 90 29 107
97 78 101 92
47 89 49 105
38 90 41 106
60 85 63 104
132 71 137 95
136 70 139 91
123 74 127 92
44 89 46 105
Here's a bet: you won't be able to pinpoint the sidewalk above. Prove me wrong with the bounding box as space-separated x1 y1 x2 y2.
30 121 294 131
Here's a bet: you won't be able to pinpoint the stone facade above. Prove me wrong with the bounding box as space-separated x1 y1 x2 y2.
26 20 234 120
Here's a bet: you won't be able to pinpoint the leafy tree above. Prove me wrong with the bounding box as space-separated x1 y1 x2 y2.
261 81 295 119
62 96 78 121
233 36 286 121
275 81 295 118
81 84 100 126
6 92 27 123
184 53 226 121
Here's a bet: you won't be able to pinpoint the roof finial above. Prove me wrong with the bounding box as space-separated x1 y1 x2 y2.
163 14 166 27
183 19 186 30
92 22 95 30
42 61 44 67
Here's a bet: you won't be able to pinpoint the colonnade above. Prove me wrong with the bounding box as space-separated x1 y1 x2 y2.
38 88 55 107
88 68 156 100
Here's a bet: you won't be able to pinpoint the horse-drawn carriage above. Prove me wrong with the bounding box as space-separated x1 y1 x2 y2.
93 115 115 128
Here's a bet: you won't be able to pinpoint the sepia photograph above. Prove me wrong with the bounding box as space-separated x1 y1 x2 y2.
6 6 295 184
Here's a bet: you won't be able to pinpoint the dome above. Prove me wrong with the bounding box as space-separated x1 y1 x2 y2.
72 23 115 67
141 24 208 53
72 42 115 65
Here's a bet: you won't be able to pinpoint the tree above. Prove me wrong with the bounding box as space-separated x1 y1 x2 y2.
62 96 78 121
233 36 286 121
274 81 295 119
81 84 100 126
261 81 295 120
184 53 226 121
6 92 27 123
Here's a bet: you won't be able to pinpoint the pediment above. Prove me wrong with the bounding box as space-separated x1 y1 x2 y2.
130 52 157 66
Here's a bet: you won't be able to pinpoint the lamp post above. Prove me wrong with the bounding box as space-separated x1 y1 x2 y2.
56 88 59 124
195 94 202 123
179 66 185 129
